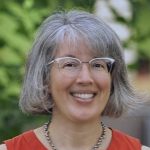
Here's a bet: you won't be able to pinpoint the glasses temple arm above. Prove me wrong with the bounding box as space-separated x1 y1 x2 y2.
47 60 54 66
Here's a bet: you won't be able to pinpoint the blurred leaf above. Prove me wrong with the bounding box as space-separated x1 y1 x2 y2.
5 1 26 19
23 0 34 9
0 67 9 86
6 81 21 96
0 14 30 51
138 37 150 58
0 13 19 37
134 6 150 37
0 46 23 65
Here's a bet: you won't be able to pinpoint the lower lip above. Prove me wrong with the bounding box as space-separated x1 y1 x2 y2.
72 95 94 103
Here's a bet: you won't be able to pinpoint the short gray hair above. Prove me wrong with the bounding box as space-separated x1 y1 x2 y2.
19 10 148 117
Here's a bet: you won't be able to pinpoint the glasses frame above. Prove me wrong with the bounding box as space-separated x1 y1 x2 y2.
47 57 115 77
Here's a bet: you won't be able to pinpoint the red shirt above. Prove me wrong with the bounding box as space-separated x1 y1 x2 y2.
3 128 141 150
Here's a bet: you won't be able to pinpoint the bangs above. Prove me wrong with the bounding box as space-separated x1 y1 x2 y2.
53 25 112 58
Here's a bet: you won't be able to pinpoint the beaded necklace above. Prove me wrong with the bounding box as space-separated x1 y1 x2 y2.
44 120 106 150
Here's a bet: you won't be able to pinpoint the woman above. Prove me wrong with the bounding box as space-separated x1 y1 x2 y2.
0 10 149 150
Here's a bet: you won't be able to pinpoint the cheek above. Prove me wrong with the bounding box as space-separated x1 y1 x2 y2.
96 75 112 99
50 67 60 93
50 74 60 92
50 67 72 94
98 75 111 89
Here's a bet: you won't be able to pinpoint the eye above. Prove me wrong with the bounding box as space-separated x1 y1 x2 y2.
64 62 77 68
60 59 80 69
92 62 105 68
90 59 108 71
93 63 104 68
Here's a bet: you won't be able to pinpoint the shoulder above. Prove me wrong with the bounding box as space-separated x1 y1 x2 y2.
0 144 7 150
111 128 141 149
112 128 140 143
2 130 34 150
142 146 150 150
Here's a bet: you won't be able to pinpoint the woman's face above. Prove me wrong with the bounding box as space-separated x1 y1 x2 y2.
50 41 111 123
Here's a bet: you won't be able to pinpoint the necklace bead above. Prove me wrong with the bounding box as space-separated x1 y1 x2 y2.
44 120 106 150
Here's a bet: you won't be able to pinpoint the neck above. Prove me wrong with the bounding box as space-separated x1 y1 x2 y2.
47 117 103 150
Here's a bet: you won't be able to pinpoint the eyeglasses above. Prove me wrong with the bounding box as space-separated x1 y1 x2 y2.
47 57 115 77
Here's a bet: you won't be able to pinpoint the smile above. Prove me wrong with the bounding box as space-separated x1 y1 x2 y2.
71 93 95 99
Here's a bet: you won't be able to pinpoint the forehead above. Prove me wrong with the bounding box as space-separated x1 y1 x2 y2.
55 39 95 58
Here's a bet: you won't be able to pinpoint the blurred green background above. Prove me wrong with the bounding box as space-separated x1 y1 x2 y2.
0 0 150 143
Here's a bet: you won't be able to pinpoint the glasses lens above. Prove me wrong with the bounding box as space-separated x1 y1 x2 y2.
90 58 112 75
58 58 81 77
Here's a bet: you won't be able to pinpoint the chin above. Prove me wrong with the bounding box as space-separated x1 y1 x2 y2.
68 110 100 123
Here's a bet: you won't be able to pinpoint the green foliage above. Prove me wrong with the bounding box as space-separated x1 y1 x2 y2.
128 0 150 71
0 0 96 143
131 1 150 60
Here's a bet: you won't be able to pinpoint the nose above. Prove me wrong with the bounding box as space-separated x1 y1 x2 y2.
76 64 94 85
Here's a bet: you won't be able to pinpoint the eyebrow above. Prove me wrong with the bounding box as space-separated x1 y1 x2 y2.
61 54 76 58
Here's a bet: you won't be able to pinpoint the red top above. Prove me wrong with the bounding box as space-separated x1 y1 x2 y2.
3 128 141 150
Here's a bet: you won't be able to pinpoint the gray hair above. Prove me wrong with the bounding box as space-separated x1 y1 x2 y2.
19 10 148 118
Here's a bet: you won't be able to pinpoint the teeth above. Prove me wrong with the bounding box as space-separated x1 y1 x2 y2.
72 93 94 99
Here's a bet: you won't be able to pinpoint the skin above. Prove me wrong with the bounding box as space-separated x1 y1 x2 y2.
50 41 112 124
0 41 149 150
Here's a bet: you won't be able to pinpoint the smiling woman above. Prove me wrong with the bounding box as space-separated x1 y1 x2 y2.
0 10 149 150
